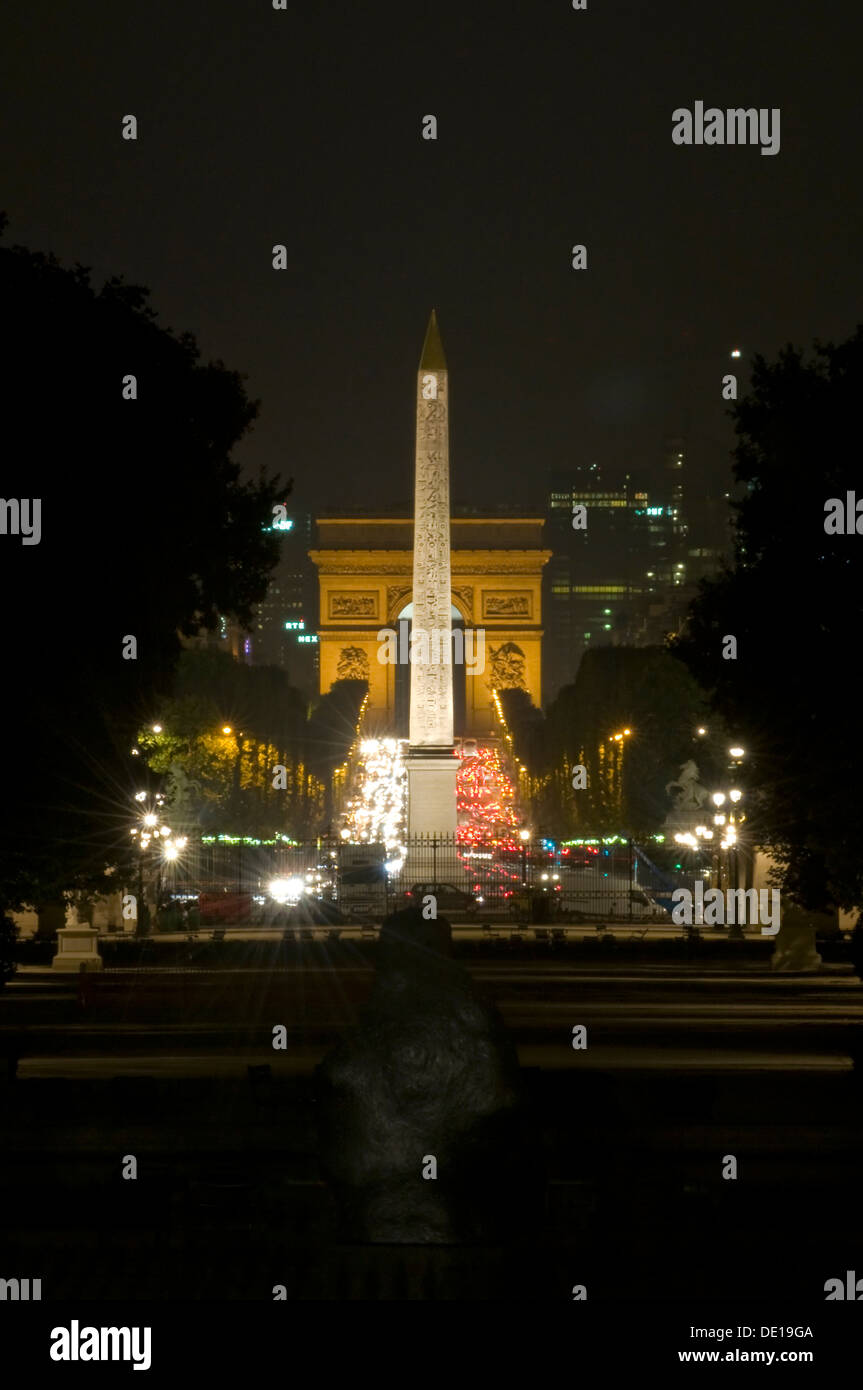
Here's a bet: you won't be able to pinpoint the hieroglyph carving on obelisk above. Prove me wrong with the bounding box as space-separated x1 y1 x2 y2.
409 309 454 749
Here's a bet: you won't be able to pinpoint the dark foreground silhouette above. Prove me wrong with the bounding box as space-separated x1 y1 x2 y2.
315 907 542 1243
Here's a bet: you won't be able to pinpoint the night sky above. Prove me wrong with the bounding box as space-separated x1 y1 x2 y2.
4 0 861 514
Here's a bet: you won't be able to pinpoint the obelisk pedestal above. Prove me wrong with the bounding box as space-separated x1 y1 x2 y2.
406 752 459 838
404 311 459 862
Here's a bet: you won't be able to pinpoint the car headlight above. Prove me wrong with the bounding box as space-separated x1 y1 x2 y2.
268 877 305 905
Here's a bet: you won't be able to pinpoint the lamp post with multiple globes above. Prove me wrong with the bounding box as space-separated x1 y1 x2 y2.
129 784 188 937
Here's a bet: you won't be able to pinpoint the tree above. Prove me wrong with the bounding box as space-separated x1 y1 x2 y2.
672 328 863 912
0 914 17 987
540 647 722 838
0 217 289 913
306 680 369 784
140 649 314 837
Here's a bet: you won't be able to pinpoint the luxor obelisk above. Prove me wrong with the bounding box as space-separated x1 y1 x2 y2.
405 310 459 839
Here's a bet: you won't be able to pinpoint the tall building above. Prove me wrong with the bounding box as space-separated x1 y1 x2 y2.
250 510 320 694
684 489 733 590
625 436 690 645
542 438 725 704
544 463 638 703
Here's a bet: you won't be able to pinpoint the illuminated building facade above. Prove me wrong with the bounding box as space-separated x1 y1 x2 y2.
309 514 551 737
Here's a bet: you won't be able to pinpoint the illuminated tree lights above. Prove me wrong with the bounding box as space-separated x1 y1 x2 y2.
338 740 522 855
339 737 407 852
456 746 519 849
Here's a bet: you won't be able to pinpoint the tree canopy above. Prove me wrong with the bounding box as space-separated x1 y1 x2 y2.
515 647 723 840
139 649 314 838
672 327 863 911
0 218 289 910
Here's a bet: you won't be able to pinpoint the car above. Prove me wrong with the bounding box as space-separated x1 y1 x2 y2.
403 883 479 917
337 846 388 919
630 888 669 919
557 875 669 920
197 891 252 925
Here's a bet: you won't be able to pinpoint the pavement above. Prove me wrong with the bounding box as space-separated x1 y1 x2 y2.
4 953 863 1305
61 921 786 942
4 954 861 1078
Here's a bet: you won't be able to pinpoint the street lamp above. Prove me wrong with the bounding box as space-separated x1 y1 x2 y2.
132 792 185 936
519 828 530 888
161 834 187 864
133 797 162 936
727 791 743 895
711 779 745 897
608 729 632 821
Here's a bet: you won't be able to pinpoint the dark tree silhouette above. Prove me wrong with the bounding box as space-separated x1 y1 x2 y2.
306 679 369 782
315 907 541 1244
0 217 289 912
537 647 722 838
672 328 863 912
0 914 17 987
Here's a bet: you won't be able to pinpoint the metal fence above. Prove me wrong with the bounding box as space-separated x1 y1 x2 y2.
157 835 686 924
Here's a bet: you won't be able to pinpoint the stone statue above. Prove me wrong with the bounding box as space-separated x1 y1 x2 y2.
315 907 541 1244
665 759 708 810
166 763 203 817
337 646 371 681
487 642 527 692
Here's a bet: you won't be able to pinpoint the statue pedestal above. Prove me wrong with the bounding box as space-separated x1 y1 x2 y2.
52 925 104 972
663 807 710 840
